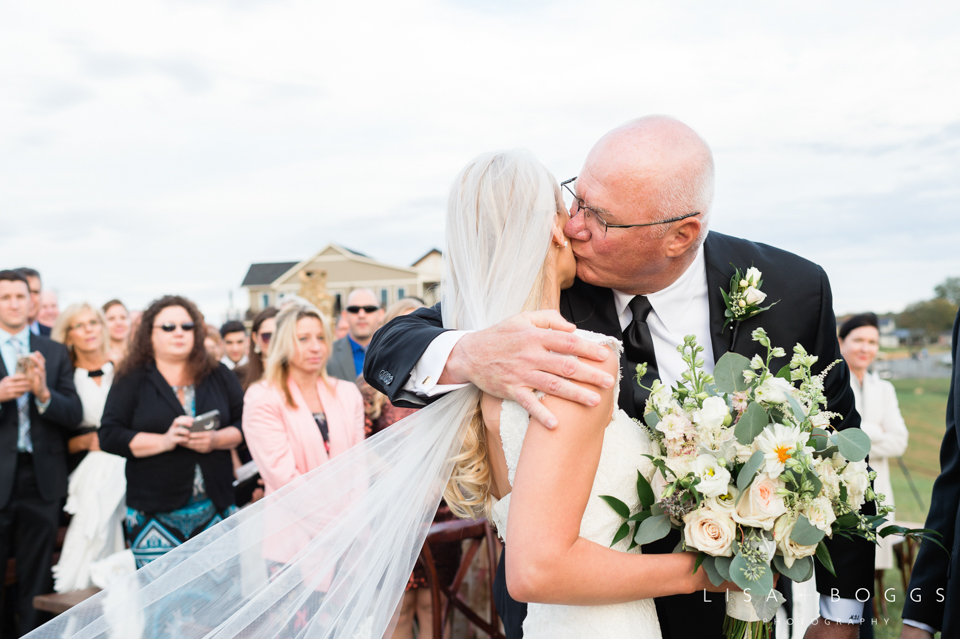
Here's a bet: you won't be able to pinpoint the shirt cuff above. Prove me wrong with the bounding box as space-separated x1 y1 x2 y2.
35 395 51 414
402 330 471 397
902 619 937 634
818 595 864 624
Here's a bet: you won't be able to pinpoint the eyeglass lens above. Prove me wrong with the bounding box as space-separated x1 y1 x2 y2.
71 319 102 331
346 305 380 314
155 322 196 332
561 179 607 237
260 332 273 343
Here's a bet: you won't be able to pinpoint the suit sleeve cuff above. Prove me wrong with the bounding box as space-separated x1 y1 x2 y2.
402 330 471 397
818 595 864 624
902 619 937 634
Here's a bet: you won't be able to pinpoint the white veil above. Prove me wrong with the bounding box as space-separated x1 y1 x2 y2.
27 150 559 639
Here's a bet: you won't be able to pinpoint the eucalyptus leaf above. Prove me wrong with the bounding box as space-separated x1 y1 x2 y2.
751 587 786 623
714 556 732 582
728 553 753 591
747 561 774 599
644 411 660 430
816 540 836 577
790 515 826 546
773 554 814 583
735 402 769 446
636 471 655 509
634 514 671 546
737 450 765 492
599 495 630 519
713 352 753 393
836 429 871 462
785 395 806 422
810 428 830 452
701 556 725 587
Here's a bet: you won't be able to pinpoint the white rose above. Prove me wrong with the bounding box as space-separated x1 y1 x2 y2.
732 474 787 531
754 376 796 405
803 496 837 535
744 286 767 305
705 486 739 515
841 460 870 509
813 457 842 501
694 396 730 430
745 267 762 287
772 513 818 568
683 507 736 557
695 454 732 498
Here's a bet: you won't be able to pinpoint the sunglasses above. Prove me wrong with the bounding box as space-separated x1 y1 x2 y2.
259 332 273 344
345 305 380 314
154 322 197 332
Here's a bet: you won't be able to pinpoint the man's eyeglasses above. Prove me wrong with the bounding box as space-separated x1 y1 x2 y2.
346 305 380 314
561 177 700 238
154 322 196 332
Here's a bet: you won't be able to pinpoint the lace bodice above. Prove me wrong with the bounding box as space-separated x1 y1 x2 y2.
489 329 662 638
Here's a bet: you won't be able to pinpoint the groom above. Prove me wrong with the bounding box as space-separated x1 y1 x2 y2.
365 116 874 639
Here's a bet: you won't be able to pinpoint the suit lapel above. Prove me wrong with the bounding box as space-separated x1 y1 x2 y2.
147 365 188 416
703 235 735 357
561 278 622 339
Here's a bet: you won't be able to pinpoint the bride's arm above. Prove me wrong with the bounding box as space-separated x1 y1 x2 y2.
505 351 726 605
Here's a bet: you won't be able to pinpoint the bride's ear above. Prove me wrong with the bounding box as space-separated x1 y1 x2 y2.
551 224 566 248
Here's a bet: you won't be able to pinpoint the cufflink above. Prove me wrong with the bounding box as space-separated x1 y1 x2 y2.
378 370 394 386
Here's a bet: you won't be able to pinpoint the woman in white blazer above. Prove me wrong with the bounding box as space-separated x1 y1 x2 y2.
839 313 909 571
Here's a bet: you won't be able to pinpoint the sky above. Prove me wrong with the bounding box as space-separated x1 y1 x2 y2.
1 0 958 323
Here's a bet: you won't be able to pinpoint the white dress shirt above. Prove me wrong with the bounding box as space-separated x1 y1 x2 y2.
74 361 115 428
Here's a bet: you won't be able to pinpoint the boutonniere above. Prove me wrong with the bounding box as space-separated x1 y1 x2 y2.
720 265 778 337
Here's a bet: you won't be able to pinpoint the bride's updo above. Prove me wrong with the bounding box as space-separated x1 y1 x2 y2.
442 150 563 519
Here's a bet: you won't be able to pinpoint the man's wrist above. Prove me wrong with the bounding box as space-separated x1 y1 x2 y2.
438 332 472 386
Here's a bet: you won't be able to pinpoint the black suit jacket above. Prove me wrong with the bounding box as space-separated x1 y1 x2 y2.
0 333 82 509
99 362 244 512
365 232 875 634
902 308 960 634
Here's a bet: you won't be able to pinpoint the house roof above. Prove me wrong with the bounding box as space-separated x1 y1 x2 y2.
241 262 299 287
411 248 441 267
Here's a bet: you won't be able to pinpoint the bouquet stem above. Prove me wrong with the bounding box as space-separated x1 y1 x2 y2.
722 614 771 639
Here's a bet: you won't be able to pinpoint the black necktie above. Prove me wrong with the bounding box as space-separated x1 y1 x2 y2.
621 295 659 418
88 369 104 378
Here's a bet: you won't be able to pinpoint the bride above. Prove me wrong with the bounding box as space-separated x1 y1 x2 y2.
26 151 729 639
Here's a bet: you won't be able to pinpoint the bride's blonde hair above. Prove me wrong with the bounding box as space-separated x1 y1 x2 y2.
443 151 563 520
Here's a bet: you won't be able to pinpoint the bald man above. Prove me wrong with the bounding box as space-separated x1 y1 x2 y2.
327 288 385 382
366 116 873 639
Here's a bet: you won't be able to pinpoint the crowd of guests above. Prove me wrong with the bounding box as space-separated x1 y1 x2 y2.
0 267 454 637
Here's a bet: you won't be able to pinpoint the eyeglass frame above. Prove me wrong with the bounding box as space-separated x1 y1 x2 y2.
560 177 701 236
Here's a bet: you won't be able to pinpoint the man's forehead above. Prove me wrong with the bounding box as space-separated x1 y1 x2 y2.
348 291 378 305
0 280 29 294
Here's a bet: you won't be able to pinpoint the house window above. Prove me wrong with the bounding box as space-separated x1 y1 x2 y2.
261 292 270 309
334 293 342 316
381 289 389 307
397 287 405 300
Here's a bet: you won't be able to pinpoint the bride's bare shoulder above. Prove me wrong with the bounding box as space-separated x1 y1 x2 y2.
480 392 503 434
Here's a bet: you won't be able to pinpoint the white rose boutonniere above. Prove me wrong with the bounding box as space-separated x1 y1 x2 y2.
720 265 778 332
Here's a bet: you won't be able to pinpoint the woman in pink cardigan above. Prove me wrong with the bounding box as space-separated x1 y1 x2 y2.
243 300 365 497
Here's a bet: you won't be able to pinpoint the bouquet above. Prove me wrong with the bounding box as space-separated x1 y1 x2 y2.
602 326 936 639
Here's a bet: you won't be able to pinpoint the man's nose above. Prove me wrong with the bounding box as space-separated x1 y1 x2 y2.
564 213 591 241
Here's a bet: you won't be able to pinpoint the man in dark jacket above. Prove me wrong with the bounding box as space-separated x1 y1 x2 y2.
0 269 82 634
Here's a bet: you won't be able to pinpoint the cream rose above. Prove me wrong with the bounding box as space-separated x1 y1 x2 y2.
754 376 796 405
745 267 762 287
732 474 787 531
803 496 837 534
683 507 736 557
772 513 818 568
744 286 767 305
694 396 730 430
841 460 870 509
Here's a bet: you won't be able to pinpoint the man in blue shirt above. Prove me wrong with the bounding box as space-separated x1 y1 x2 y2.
327 288 385 382
0 269 82 633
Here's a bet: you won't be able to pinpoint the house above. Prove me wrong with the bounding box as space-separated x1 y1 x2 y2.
241 243 441 318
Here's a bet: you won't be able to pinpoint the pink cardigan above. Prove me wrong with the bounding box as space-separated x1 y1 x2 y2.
242 375 365 496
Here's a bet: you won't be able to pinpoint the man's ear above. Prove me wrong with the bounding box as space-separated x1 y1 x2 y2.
664 218 702 258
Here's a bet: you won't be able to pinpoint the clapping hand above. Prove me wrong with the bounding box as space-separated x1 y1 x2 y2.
0 373 30 403
27 352 50 404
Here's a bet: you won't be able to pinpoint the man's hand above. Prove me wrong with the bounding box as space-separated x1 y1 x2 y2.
0 374 31 403
27 352 50 404
803 617 859 639
900 625 934 639
441 310 615 428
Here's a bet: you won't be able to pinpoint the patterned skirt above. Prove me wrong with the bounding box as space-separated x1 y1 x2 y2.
124 495 237 569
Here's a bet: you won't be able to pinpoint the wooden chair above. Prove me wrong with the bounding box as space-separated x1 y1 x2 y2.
418 518 505 639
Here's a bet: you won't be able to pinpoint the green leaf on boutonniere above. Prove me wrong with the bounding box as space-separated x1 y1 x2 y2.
713 352 752 393
599 495 630 518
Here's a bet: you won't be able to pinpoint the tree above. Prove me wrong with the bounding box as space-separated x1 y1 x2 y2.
897 297 958 340
934 276 960 306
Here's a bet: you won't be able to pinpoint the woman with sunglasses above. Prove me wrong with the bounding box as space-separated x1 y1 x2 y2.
235 306 278 392
49 303 127 593
99 295 244 567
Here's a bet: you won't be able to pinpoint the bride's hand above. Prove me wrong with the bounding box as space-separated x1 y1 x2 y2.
442 310 615 428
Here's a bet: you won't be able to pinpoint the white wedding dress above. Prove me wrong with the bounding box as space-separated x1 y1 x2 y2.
490 329 663 639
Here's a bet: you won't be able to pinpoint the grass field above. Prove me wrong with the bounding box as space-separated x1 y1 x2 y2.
870 378 950 639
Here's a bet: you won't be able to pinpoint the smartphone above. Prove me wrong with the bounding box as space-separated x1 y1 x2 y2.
188 410 220 433
15 354 33 375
